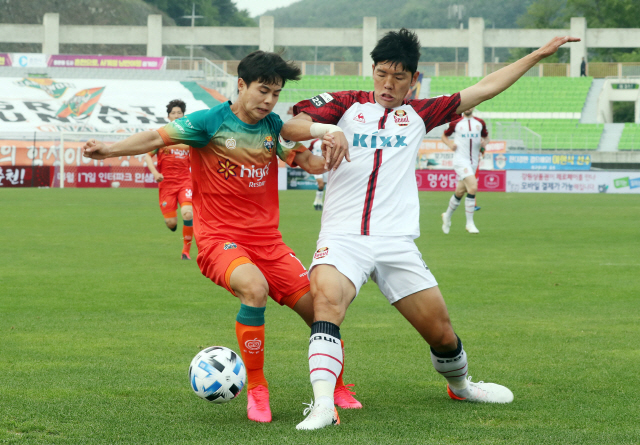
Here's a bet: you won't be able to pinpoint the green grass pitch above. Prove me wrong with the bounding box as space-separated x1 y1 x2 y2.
1 189 639 444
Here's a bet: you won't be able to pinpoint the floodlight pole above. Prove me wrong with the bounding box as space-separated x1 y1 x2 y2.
182 3 203 70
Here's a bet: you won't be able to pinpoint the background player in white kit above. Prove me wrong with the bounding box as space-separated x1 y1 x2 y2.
282 28 578 431
309 139 328 210
440 107 489 234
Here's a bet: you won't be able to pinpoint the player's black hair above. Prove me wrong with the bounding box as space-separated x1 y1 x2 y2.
237 50 301 89
370 28 421 75
166 99 186 116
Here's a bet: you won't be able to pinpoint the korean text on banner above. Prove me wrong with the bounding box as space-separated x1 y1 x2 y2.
48 55 166 70
494 154 591 171
416 170 506 192
506 171 640 194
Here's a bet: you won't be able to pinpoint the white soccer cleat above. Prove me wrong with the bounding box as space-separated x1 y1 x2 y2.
441 213 451 234
296 400 340 431
447 376 514 404
465 222 479 234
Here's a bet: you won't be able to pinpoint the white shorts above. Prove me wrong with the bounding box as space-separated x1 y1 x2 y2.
454 162 478 181
313 172 329 182
309 234 438 304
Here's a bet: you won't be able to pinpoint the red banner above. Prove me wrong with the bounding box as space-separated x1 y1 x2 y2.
58 166 158 188
416 170 506 192
0 166 53 187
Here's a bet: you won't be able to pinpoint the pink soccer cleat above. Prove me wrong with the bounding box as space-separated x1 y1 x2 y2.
247 385 272 423
334 383 362 409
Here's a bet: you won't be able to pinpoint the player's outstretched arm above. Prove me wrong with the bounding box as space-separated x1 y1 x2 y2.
458 36 580 113
144 153 163 182
281 112 350 170
82 130 165 160
293 149 327 175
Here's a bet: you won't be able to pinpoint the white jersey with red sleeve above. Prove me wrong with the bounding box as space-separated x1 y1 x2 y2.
294 91 461 239
443 116 488 167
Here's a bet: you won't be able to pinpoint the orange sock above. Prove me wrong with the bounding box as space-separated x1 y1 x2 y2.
236 321 267 390
336 339 346 388
182 225 193 254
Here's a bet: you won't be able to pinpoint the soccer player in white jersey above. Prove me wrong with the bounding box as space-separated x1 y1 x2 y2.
309 139 328 210
441 107 489 234
281 29 578 430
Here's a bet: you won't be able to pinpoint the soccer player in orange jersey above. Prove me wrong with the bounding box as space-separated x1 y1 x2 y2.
144 99 194 259
81 50 361 424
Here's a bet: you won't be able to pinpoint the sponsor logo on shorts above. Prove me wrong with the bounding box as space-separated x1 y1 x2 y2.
353 112 366 123
393 109 409 126
313 247 329 260
162 201 167 207
225 137 236 150
245 338 262 351
299 271 308 277
263 136 275 153
223 242 237 250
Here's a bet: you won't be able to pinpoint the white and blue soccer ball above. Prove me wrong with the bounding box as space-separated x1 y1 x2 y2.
189 346 246 404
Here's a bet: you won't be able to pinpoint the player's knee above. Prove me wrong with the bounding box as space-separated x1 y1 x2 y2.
467 185 478 195
182 210 193 221
165 218 178 230
235 281 269 307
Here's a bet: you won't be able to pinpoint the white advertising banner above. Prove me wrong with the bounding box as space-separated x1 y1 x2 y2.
11 53 48 68
0 77 218 133
506 170 640 194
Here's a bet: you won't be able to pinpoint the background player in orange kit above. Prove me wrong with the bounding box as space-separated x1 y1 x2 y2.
144 99 194 259
81 50 361 424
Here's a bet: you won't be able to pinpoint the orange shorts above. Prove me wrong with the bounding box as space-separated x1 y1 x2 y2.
197 239 310 309
159 185 192 218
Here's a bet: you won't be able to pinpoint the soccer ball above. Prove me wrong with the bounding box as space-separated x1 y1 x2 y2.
189 346 246 404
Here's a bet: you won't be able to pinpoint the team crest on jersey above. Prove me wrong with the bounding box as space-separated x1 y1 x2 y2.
393 109 409 126
313 247 329 260
217 159 237 179
263 136 275 153
223 242 237 250
225 137 236 150
353 112 366 123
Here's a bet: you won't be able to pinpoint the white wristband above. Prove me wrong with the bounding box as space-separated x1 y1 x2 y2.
310 123 343 138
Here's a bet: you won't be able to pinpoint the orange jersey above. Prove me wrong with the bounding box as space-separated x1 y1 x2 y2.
149 144 191 189
157 102 305 246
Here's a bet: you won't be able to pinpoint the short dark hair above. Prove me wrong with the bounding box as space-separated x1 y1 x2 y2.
370 28 421 75
237 50 301 89
166 99 186 116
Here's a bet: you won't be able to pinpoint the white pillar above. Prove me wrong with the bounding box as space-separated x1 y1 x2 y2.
468 17 484 77
147 15 162 57
259 16 274 52
570 17 587 78
43 13 59 54
362 17 378 77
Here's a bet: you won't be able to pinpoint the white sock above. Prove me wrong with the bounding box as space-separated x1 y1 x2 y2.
430 336 469 391
465 195 476 225
314 190 324 205
308 321 342 408
445 194 461 218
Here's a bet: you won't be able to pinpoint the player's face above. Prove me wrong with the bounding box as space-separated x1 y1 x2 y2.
168 106 184 122
236 78 282 124
372 62 419 109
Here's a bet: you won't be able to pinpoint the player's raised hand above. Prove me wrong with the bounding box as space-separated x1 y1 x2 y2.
82 139 110 160
322 131 351 171
535 36 581 59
